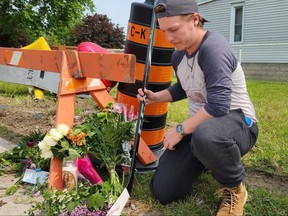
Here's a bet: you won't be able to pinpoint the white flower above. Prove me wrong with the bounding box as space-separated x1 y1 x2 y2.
40 148 53 159
38 140 51 150
57 124 70 136
30 163 37 170
49 128 63 141
43 135 58 147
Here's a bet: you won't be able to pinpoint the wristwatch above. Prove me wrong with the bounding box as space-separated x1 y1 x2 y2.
176 123 186 136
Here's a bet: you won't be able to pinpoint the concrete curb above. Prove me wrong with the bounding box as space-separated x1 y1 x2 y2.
0 137 15 153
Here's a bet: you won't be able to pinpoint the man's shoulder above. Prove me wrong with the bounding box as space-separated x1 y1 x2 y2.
203 31 229 46
172 50 186 62
200 31 235 58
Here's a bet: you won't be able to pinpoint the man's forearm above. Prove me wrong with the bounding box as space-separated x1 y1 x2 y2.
182 107 213 135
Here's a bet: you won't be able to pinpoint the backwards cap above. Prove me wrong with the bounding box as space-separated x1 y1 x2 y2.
154 0 208 22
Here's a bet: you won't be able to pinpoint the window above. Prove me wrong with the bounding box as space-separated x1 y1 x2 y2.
230 4 244 43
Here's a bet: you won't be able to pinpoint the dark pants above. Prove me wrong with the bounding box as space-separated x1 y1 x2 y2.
150 109 258 204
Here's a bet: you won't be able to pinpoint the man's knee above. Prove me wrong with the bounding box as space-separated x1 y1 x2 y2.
150 176 175 204
192 123 214 153
150 175 191 205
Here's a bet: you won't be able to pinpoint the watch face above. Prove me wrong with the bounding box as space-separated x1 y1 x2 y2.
176 124 183 134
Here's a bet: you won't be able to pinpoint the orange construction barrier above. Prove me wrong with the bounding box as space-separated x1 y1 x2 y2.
117 1 175 149
22 37 52 100
0 46 157 190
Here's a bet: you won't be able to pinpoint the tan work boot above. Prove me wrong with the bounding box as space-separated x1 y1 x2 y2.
215 183 248 216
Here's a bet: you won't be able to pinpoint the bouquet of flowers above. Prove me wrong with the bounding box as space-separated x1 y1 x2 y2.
37 123 87 161
71 103 136 181
38 102 137 162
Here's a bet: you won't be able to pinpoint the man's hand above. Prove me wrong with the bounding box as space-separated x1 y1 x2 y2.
136 88 158 105
163 126 183 150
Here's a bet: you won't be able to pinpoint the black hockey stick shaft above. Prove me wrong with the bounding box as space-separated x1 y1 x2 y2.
126 3 157 194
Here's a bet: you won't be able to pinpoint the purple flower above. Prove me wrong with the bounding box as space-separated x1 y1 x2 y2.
34 191 41 197
21 159 32 171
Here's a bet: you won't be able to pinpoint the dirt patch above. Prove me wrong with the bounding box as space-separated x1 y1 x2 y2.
245 169 288 195
0 95 97 143
0 99 56 143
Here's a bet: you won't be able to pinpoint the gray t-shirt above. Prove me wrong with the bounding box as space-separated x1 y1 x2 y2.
167 31 257 122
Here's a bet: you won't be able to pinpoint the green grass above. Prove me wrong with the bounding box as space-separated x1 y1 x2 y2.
245 187 288 216
244 81 288 175
0 82 30 95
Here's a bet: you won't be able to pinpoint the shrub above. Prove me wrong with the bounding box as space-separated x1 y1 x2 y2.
68 14 125 49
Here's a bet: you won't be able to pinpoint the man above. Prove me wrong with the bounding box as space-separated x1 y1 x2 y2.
136 0 259 215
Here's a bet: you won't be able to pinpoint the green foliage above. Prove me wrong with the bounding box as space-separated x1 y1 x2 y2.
73 103 135 200
74 103 135 172
28 181 115 216
0 0 95 47
68 14 125 48
0 131 49 177
0 82 30 96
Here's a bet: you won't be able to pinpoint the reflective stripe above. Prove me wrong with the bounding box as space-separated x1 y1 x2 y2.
127 22 174 48
9 51 22 66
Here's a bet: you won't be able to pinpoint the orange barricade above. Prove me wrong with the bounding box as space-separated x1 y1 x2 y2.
0 47 157 190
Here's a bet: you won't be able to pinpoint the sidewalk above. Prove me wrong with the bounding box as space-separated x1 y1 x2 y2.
0 137 14 153
0 137 32 216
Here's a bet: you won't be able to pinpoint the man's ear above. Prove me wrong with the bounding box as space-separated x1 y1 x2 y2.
193 13 200 25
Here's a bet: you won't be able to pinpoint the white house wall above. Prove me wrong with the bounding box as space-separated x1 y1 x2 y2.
199 0 288 64
244 0 288 44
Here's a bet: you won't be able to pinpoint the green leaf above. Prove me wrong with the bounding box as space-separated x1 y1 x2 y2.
87 192 106 210
5 185 18 195
68 148 80 160
60 139 70 148
67 201 80 214
73 128 82 135
58 147 69 153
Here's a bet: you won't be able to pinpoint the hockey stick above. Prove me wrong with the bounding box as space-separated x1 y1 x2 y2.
126 2 157 194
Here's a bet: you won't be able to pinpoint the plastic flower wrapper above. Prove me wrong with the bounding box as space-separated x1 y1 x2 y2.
121 140 132 174
112 103 138 122
75 154 103 184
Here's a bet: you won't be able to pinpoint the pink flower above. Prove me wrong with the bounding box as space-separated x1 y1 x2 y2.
112 103 123 114
128 106 138 121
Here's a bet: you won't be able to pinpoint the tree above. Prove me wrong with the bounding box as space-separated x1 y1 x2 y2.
0 0 95 47
68 14 125 49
